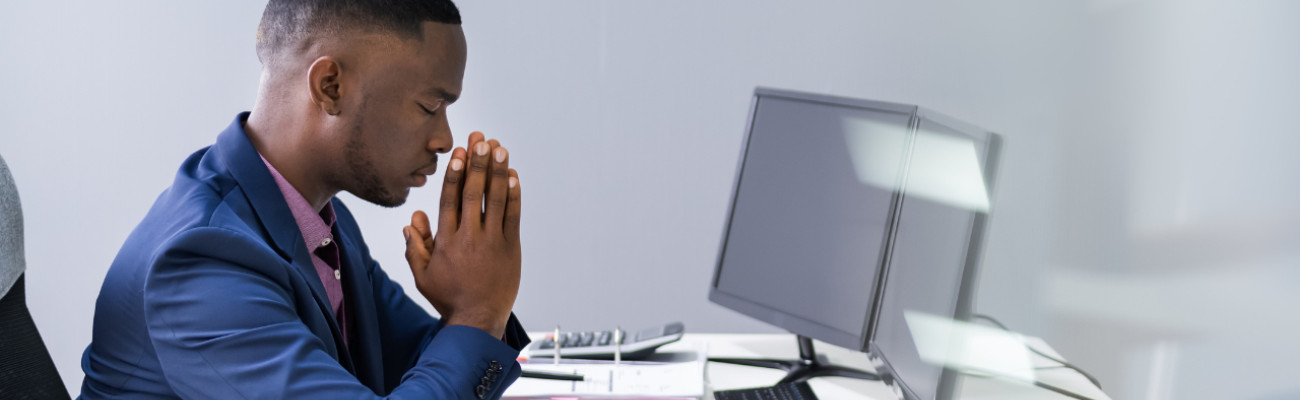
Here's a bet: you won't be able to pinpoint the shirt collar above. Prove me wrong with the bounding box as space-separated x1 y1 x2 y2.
258 154 336 251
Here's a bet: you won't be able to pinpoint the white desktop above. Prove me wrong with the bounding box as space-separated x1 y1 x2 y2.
508 88 1107 400
508 332 1110 399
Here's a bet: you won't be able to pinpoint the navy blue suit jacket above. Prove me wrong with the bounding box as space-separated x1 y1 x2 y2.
80 113 529 399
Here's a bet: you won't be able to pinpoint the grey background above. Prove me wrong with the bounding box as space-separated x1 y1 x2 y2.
2 1 1299 399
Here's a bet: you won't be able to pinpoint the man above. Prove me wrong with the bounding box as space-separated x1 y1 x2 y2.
79 1 529 398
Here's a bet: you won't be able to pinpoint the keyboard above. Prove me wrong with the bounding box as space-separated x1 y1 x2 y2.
713 382 819 400
529 322 684 360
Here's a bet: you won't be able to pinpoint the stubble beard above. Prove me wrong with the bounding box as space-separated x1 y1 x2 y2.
343 114 407 208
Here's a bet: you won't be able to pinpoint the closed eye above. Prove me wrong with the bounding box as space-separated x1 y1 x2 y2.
419 103 438 117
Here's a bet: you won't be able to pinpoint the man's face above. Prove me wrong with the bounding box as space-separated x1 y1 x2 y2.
333 22 467 207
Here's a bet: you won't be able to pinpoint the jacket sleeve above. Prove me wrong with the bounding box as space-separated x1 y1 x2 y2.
143 227 522 399
365 251 531 397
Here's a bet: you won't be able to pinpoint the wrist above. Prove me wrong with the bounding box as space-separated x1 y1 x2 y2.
444 312 507 339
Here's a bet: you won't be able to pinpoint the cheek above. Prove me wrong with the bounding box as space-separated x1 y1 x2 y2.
355 95 431 173
374 129 430 177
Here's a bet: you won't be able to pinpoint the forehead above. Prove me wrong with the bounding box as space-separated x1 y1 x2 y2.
371 22 467 99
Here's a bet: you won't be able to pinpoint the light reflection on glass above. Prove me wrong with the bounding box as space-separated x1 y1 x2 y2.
842 117 990 212
904 310 1036 384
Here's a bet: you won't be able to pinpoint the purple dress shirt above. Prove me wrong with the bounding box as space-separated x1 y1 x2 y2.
259 155 348 346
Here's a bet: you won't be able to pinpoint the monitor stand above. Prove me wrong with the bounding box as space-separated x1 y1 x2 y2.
708 335 880 384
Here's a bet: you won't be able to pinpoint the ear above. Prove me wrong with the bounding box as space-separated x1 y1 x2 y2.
306 56 343 116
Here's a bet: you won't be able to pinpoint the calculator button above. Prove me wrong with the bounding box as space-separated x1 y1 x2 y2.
565 332 581 347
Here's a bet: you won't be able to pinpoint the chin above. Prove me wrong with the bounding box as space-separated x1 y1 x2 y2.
393 188 412 205
379 190 411 208
353 185 409 209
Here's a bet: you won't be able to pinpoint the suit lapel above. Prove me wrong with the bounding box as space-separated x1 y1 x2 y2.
291 242 355 372
334 214 385 393
213 113 353 368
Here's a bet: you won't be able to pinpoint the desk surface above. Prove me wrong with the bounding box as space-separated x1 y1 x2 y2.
674 333 1110 400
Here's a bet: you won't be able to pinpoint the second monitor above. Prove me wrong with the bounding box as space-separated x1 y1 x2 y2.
708 88 1000 395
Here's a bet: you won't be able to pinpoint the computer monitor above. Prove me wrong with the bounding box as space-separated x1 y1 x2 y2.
708 88 918 383
708 88 1001 393
865 109 1001 400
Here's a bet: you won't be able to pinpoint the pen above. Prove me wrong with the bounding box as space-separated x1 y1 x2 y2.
553 325 561 365
614 325 621 366
520 370 585 381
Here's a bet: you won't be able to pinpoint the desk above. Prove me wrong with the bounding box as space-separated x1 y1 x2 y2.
676 333 1111 400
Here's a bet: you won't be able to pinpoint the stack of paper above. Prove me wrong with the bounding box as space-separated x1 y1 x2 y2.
503 343 706 399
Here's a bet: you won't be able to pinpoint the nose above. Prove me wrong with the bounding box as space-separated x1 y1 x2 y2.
426 114 454 154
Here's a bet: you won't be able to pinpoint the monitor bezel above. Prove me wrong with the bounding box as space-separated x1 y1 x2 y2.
707 87 917 351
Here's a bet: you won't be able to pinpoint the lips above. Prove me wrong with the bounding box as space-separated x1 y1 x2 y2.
410 156 439 187
414 155 440 176
415 164 439 176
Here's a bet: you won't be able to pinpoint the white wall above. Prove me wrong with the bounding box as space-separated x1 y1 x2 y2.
1048 1 1300 399
1 1 1297 399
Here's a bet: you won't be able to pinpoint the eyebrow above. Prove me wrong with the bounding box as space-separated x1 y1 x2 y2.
426 88 459 104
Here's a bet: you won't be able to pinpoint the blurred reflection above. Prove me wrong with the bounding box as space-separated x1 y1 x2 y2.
859 109 1000 399
843 117 990 212
904 310 1035 383
904 131 990 213
842 117 909 191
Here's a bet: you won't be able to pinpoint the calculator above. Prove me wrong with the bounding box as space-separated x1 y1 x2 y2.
529 322 685 360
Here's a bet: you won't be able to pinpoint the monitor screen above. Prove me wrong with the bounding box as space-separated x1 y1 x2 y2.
868 113 1000 400
710 89 915 350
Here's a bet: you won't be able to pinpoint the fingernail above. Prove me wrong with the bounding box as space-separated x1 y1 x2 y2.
404 228 410 240
509 177 517 188
494 147 507 163
476 142 489 155
450 158 463 171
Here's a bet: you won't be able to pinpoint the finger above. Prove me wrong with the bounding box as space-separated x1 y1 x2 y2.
483 146 510 233
467 131 485 155
460 140 491 231
437 147 468 235
483 139 502 213
504 168 521 242
465 131 486 190
403 226 430 272
465 132 484 190
412 210 433 244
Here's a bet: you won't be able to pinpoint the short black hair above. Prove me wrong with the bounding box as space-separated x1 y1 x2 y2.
256 0 461 64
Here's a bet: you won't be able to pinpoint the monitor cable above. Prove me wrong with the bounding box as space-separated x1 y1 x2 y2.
958 367 1096 400
971 314 1102 390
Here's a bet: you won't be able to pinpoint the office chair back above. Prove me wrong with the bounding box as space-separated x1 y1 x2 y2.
0 154 70 399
